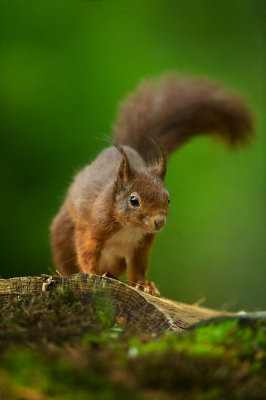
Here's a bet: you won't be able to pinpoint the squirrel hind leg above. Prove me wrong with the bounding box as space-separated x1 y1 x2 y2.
50 205 78 277
98 255 126 279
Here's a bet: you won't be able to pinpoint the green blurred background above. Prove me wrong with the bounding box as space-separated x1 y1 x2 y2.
1 0 265 310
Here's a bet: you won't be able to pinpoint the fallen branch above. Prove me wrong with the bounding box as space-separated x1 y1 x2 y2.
0 273 232 335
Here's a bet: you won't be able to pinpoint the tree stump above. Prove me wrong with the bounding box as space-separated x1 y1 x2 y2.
0 273 232 335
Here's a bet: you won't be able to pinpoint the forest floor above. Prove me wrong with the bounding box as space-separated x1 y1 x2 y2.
0 289 265 400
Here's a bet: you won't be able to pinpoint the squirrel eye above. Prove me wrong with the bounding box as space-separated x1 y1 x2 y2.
168 199 170 204
130 195 140 207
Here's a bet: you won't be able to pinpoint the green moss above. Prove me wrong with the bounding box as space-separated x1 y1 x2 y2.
2 349 117 400
0 293 266 400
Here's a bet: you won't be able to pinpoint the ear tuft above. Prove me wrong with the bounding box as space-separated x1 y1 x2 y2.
150 156 167 180
114 143 133 184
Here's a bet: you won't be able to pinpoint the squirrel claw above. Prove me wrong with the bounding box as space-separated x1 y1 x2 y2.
132 280 160 297
100 271 118 280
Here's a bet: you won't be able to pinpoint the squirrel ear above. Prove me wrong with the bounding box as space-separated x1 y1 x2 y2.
150 156 167 180
147 137 167 180
114 144 133 184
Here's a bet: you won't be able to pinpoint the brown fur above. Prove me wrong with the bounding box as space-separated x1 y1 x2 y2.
51 74 255 296
113 74 254 161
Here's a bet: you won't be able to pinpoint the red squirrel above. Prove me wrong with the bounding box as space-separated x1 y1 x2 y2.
51 74 254 296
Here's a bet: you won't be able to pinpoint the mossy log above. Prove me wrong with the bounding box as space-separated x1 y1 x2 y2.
0 273 233 335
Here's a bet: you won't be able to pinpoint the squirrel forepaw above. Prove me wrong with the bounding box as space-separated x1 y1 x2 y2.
132 280 160 297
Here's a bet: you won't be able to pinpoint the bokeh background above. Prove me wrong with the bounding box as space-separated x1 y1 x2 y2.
1 0 265 311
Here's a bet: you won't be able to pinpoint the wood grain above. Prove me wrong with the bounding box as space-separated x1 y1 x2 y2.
0 273 232 335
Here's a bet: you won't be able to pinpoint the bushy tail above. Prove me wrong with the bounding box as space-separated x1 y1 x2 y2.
113 74 255 161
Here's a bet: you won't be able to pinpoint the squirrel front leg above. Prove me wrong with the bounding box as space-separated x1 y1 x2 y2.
74 223 105 275
127 233 160 297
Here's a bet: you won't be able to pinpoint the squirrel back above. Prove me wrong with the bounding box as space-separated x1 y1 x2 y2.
113 74 255 162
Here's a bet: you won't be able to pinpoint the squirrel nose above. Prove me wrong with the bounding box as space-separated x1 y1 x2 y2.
154 217 165 230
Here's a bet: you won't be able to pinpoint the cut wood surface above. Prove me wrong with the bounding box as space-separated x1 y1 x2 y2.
0 273 233 335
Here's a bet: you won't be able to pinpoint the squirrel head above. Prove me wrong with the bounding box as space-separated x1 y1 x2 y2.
113 145 170 233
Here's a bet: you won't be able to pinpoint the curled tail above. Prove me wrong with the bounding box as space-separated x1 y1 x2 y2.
113 74 255 162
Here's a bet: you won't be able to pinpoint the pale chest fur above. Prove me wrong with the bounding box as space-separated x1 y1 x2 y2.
99 227 144 270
